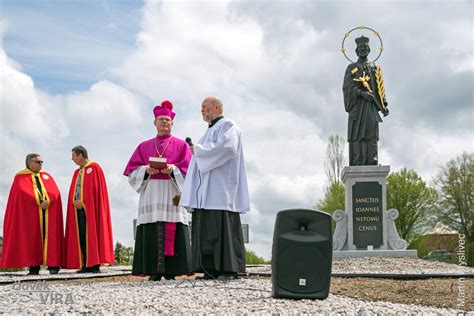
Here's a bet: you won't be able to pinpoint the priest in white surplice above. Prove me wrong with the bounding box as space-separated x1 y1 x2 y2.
180 96 250 281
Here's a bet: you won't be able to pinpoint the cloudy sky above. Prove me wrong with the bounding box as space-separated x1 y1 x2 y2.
0 0 472 259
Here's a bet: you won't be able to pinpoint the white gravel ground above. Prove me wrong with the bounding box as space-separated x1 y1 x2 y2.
247 257 474 275
0 257 471 314
1 257 471 284
0 278 465 315
0 266 131 283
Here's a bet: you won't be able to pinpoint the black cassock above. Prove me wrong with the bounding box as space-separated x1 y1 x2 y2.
132 222 192 277
191 209 246 277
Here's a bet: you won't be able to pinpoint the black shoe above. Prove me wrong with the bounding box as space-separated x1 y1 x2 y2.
89 265 101 273
48 267 60 275
76 268 88 273
28 266 40 275
163 274 175 280
149 274 163 281
217 273 238 281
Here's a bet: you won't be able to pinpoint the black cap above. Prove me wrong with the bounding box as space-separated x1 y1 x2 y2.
355 35 369 46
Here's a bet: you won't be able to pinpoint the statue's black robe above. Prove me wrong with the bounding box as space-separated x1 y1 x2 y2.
343 61 387 165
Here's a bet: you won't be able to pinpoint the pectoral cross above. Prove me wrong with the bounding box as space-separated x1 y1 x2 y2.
353 71 373 93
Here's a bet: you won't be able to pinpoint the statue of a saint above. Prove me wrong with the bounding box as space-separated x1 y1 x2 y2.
343 35 389 166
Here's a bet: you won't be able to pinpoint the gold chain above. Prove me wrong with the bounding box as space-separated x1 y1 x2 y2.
154 136 172 158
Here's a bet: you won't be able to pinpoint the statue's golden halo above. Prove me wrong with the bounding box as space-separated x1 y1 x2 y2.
341 25 384 63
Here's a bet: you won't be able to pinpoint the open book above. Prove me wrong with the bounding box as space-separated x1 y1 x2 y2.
149 157 167 170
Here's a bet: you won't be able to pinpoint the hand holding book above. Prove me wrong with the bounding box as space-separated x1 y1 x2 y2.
160 164 173 175
149 157 167 170
147 157 174 175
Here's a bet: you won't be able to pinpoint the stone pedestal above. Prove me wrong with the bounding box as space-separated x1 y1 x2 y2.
332 165 417 258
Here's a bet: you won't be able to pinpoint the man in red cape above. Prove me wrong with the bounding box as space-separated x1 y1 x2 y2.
1 153 63 274
64 146 114 272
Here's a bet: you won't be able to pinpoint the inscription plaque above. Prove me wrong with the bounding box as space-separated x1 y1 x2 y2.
352 181 383 248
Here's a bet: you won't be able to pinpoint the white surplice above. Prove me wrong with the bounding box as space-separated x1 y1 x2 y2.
180 117 250 213
128 165 188 225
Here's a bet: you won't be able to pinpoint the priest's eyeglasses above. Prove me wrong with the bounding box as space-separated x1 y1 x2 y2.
32 160 43 164
156 117 172 122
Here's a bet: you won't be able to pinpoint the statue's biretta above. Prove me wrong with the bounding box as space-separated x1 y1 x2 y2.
355 35 370 46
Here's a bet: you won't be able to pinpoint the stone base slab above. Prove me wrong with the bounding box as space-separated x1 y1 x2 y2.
333 249 417 258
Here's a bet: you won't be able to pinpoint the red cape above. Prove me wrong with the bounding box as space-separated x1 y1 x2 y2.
63 162 114 268
1 169 63 268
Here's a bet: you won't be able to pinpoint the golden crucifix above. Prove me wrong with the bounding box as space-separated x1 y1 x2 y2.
353 71 373 93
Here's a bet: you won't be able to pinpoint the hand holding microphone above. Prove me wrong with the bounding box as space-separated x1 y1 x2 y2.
185 137 194 155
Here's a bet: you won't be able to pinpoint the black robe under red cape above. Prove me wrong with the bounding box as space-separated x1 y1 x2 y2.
63 161 114 268
1 169 63 268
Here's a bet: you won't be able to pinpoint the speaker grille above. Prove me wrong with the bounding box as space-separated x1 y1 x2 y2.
276 239 330 294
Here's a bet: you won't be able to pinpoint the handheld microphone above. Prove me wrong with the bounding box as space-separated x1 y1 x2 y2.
185 137 193 147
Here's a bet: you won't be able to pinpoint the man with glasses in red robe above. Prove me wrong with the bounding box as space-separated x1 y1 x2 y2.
1 153 63 275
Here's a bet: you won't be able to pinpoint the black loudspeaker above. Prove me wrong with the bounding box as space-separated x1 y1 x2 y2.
271 209 332 299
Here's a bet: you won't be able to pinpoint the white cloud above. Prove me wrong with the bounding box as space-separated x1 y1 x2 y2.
439 19 474 73
114 1 265 106
0 19 69 175
66 80 144 128
0 47 69 141
0 22 69 232
383 121 474 182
